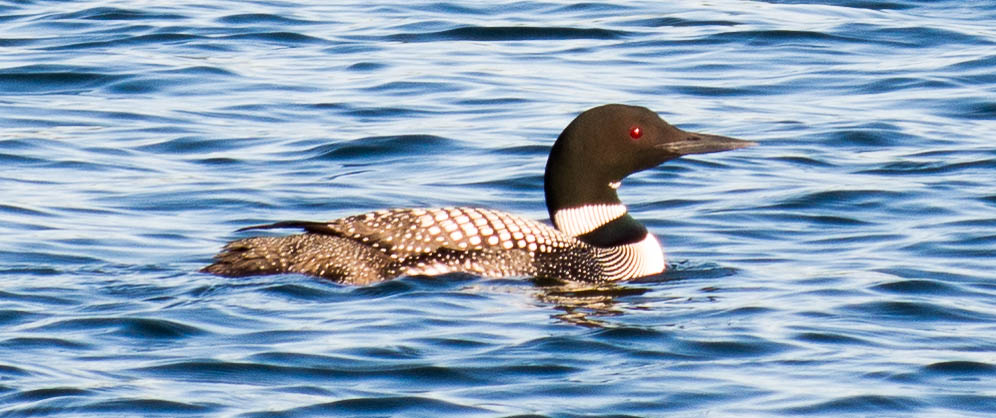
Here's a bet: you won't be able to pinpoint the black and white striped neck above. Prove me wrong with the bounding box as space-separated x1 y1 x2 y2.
552 202 666 281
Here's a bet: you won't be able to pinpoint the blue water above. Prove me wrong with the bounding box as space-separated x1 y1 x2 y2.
2 0 995 416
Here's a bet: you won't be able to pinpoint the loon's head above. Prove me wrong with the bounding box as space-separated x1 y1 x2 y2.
544 104 754 217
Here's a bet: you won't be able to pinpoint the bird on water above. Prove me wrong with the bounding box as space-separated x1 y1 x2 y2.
202 104 754 285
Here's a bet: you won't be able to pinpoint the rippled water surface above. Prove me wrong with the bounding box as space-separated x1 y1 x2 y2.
2 1 996 416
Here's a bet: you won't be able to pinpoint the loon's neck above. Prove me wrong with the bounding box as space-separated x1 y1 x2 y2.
544 164 651 250
545 186 665 280
550 199 665 280
551 202 649 245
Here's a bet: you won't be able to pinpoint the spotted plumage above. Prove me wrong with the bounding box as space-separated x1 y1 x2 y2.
203 104 754 284
204 207 610 283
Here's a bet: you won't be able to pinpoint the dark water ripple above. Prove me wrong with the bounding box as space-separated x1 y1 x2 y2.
2 0 996 416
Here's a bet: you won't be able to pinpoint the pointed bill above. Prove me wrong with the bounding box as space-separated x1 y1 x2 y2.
656 132 756 156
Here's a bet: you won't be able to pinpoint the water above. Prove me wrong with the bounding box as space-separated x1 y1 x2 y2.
2 0 995 416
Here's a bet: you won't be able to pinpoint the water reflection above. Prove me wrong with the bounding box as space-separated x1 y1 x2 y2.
528 262 736 326
531 277 655 327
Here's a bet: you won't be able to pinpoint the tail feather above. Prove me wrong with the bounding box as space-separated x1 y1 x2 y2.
201 236 298 277
201 233 398 285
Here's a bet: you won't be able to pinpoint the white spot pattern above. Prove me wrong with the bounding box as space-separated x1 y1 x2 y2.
318 207 580 278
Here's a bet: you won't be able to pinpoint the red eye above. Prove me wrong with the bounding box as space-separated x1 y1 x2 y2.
629 126 642 139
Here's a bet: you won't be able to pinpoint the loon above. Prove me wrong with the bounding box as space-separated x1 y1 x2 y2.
202 104 753 285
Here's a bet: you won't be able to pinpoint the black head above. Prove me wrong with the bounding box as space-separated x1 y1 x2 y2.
544 104 755 216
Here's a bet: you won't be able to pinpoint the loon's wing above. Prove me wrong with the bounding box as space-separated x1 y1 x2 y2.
226 208 599 280
260 207 573 257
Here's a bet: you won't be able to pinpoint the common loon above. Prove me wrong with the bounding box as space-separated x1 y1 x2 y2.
203 104 753 285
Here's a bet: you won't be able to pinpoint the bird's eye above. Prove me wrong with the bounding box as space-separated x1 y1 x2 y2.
629 126 643 139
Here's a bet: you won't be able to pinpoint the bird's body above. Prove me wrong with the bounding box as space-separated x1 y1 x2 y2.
203 104 753 284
